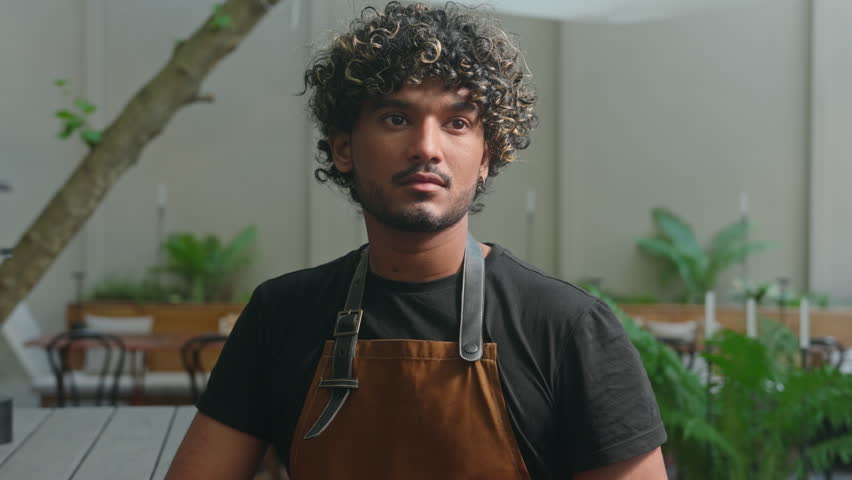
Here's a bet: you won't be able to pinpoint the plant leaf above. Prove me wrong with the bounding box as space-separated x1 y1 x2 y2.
74 97 96 114
652 207 702 257
80 129 103 145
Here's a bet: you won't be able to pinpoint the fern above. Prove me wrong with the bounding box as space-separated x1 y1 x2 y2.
588 286 852 478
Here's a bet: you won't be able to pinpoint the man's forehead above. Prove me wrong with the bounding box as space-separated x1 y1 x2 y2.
365 82 477 111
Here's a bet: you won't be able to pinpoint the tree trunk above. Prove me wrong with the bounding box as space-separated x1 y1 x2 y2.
0 0 282 324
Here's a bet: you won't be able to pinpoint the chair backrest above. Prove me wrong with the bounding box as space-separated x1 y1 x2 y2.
1 303 52 379
180 334 228 402
644 319 698 342
45 330 127 407
82 314 153 374
810 336 846 369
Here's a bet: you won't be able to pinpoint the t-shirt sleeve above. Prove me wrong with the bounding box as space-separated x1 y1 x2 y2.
196 284 274 442
559 300 667 473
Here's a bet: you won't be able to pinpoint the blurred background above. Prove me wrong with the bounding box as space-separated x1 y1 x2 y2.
2 1 852 477
1 0 850 403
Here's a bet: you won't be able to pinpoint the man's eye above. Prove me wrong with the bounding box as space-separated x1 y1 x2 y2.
448 119 469 130
383 114 407 126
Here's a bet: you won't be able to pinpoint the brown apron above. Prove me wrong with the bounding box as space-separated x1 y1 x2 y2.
289 235 531 479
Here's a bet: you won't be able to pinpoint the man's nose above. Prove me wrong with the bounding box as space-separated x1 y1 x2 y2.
406 119 443 165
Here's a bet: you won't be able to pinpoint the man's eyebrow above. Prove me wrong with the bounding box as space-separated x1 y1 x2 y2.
367 98 479 114
449 101 478 114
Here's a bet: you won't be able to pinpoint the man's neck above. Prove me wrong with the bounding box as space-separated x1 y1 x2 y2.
363 214 484 283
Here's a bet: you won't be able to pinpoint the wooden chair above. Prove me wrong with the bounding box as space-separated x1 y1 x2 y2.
809 336 846 369
641 318 699 369
179 333 228 403
45 329 128 407
179 333 285 479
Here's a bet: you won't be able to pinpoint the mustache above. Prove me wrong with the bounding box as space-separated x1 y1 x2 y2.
391 164 452 186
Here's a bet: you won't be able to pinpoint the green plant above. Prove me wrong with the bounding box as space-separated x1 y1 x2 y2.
703 330 852 479
87 274 180 302
637 207 771 304
576 278 660 304
161 225 257 302
209 4 233 30
733 279 832 308
596 289 736 476
591 286 852 478
54 79 102 147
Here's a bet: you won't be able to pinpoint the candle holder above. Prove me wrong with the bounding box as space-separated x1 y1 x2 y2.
72 271 86 304
155 204 165 287
777 277 790 328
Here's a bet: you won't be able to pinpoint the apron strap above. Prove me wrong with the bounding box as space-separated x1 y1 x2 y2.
303 247 369 439
305 235 485 439
459 233 485 362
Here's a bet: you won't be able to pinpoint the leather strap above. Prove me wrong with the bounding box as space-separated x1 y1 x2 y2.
303 247 369 439
304 234 485 438
459 233 485 362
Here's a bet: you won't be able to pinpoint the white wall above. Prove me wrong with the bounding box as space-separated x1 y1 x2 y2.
558 0 810 300
87 0 311 297
0 0 88 403
471 15 561 274
810 0 852 306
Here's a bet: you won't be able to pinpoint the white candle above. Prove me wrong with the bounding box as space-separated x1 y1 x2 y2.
704 291 716 339
158 183 168 208
526 190 536 216
746 298 757 338
740 191 749 217
799 298 810 349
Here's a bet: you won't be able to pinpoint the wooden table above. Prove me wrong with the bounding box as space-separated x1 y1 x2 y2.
0 406 195 479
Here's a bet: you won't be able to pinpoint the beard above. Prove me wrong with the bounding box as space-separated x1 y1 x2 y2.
352 163 477 233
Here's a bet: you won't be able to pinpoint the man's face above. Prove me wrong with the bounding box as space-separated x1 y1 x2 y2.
330 78 489 233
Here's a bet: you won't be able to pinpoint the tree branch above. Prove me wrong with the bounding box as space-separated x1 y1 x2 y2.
0 0 283 324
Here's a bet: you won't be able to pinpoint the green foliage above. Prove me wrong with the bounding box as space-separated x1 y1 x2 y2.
703 330 852 478
588 286 852 477
637 207 771 304
576 278 660 304
597 290 735 476
87 274 180 303
160 225 256 302
733 279 832 308
54 79 102 147
209 4 233 30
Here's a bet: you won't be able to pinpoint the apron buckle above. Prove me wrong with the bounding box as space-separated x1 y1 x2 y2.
334 310 363 336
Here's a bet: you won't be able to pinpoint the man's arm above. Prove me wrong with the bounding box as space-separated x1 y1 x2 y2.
165 412 268 480
574 447 667 480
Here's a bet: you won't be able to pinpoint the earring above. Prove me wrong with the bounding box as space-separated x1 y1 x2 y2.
476 177 486 194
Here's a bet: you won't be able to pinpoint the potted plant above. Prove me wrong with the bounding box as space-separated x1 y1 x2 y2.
593 286 852 478
636 207 771 304
159 225 257 303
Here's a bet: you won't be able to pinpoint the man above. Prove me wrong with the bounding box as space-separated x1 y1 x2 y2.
167 2 667 479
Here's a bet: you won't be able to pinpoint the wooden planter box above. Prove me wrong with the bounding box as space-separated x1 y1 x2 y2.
66 302 245 371
620 303 852 347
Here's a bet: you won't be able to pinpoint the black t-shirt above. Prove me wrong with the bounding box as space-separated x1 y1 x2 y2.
198 244 666 478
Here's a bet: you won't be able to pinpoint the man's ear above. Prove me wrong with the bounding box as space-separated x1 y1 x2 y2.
329 132 353 173
479 145 490 179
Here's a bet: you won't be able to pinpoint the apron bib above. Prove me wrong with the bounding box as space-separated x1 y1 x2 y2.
289 235 530 479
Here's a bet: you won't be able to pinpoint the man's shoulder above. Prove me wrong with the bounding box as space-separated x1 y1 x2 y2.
487 243 600 319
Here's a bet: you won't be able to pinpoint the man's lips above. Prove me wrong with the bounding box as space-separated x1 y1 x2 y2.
398 172 446 187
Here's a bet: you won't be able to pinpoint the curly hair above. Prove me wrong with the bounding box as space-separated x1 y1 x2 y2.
303 1 537 208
